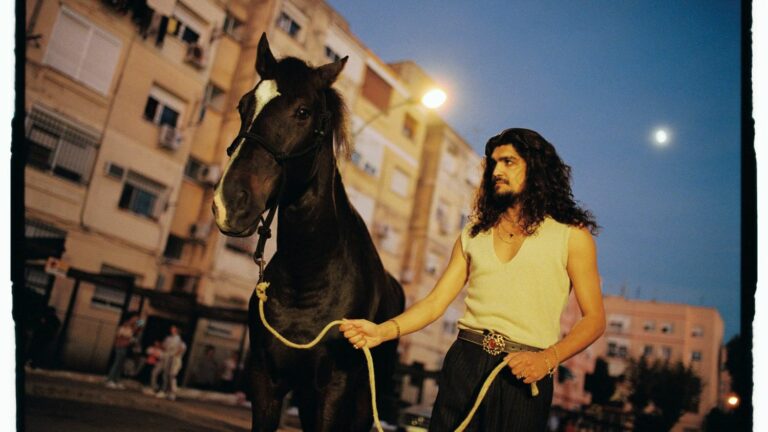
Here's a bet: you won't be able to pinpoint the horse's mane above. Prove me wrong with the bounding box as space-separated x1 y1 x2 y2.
324 87 350 160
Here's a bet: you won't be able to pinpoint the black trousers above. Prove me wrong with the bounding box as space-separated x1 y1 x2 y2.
429 339 554 432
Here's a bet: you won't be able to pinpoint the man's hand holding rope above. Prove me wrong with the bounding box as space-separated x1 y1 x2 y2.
339 319 387 350
505 349 556 384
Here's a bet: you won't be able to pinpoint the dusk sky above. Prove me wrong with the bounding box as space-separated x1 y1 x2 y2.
326 0 743 339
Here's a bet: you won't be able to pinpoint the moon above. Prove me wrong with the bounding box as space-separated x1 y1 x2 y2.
653 128 670 147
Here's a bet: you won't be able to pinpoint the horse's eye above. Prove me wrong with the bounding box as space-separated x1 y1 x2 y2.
295 107 311 120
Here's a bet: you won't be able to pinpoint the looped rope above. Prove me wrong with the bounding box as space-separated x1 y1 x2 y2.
255 282 384 431
254 281 539 432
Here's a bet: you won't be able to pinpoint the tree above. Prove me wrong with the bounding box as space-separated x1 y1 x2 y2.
626 357 702 431
719 335 751 430
584 357 615 405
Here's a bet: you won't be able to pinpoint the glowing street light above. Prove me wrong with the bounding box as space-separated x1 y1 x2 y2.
726 394 740 409
353 87 447 137
420 88 447 109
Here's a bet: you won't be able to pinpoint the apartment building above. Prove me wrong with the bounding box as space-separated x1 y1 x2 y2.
23 0 483 395
24 0 233 370
553 295 725 431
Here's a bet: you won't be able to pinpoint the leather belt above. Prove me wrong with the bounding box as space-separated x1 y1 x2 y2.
457 329 541 356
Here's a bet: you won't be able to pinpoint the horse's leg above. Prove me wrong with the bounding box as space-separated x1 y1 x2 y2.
250 361 287 432
310 367 373 432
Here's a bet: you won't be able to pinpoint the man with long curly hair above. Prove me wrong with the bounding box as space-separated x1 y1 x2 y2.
340 128 605 431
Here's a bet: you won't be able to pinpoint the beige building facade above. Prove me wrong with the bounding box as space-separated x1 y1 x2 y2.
23 0 478 391
24 0 235 371
553 294 725 431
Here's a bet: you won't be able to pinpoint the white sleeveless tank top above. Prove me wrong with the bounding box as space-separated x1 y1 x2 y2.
457 217 572 348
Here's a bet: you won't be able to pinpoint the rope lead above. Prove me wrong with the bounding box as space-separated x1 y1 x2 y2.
255 281 538 432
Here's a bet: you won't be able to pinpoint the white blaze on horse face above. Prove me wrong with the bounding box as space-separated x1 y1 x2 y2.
252 79 280 125
214 80 281 229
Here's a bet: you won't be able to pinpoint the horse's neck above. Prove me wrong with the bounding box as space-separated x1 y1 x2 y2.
276 148 350 259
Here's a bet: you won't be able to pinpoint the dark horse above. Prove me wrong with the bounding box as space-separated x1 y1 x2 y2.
212 34 405 432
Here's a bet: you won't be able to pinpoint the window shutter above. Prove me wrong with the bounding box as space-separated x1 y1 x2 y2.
45 10 90 78
80 29 122 94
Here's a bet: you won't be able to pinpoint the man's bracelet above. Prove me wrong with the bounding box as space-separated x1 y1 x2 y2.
551 344 560 365
543 353 555 377
388 319 401 339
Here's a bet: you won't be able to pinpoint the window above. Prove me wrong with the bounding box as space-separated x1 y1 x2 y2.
144 86 185 128
163 234 185 260
184 157 205 181
390 168 410 197
43 6 122 94
643 345 654 357
223 12 244 41
26 219 67 260
661 346 672 360
91 265 139 310
203 82 227 112
607 340 629 358
325 45 341 62
350 129 384 178
691 326 704 337
168 8 202 45
661 323 674 334
643 321 655 332
691 351 702 361
25 266 52 296
402 113 417 140
607 315 630 334
276 11 301 38
608 320 625 333
171 274 199 295
118 171 167 219
361 66 392 111
25 107 99 185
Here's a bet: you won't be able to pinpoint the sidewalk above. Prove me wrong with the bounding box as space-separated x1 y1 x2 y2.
24 367 254 431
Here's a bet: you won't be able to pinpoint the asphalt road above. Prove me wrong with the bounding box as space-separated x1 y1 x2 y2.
25 395 249 432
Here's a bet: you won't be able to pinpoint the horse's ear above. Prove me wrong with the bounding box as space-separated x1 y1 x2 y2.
316 56 348 87
256 33 277 79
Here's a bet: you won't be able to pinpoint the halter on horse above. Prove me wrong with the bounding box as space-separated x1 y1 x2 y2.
213 34 405 432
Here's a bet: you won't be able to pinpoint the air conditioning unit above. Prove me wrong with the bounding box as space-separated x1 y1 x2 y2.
196 165 221 186
159 125 183 151
185 43 207 69
103 161 125 180
189 221 212 241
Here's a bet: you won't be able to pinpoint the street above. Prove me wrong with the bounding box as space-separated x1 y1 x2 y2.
22 368 267 432
26 396 245 432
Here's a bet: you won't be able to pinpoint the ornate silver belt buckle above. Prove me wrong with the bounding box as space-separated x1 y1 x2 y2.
482 331 505 355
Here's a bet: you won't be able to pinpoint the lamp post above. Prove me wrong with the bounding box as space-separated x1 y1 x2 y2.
352 88 447 137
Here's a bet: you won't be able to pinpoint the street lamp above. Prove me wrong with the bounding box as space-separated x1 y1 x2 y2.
352 87 447 137
726 393 740 409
